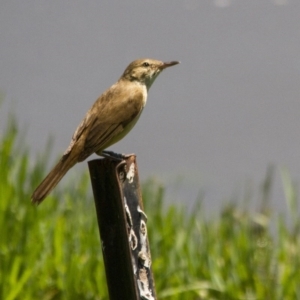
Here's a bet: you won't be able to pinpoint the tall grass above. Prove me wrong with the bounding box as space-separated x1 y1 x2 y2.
1 113 300 299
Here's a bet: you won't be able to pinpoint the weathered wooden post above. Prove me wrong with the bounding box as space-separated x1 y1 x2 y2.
88 155 156 300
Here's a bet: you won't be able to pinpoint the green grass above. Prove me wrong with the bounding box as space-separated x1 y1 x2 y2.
1 114 300 299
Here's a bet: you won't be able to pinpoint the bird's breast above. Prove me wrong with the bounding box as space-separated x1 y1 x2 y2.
141 84 148 107
127 81 147 107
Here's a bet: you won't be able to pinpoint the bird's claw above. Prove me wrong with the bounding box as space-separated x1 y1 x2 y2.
100 150 135 161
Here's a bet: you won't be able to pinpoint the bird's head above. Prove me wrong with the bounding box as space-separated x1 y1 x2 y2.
122 59 179 90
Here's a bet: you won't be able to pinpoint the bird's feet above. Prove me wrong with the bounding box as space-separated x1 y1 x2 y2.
100 150 135 161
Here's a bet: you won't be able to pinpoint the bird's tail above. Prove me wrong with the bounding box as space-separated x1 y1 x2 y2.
31 154 77 205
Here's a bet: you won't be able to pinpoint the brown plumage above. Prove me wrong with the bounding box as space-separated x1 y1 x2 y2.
31 58 179 204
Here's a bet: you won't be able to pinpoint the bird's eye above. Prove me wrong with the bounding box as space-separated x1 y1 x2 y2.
142 62 150 67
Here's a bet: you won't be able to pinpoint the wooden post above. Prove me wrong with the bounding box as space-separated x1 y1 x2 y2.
88 155 156 300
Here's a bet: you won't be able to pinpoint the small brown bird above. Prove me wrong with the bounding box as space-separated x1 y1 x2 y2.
31 58 179 204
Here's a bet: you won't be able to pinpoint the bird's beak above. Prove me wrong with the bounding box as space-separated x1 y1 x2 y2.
160 61 180 70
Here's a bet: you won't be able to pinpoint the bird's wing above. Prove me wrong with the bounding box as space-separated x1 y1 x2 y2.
63 84 145 162
62 110 97 158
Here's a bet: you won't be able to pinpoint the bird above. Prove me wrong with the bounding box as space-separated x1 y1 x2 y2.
31 58 179 204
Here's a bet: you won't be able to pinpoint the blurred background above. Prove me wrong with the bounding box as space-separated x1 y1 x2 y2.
1 0 300 212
